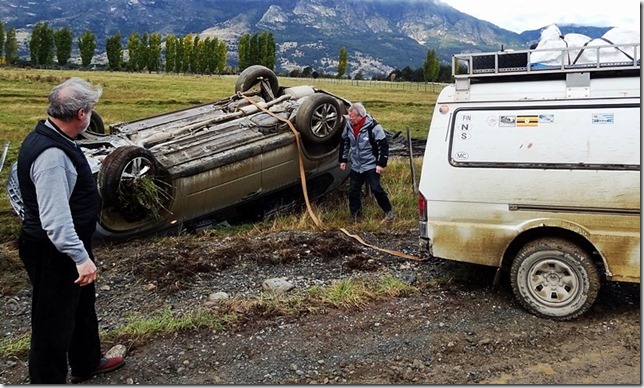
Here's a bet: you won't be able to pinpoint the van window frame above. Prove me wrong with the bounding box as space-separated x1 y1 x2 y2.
448 103 640 171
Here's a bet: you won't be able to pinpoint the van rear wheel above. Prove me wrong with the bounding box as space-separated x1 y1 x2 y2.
510 237 600 320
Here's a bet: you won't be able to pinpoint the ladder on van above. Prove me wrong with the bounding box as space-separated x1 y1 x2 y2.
452 42 640 79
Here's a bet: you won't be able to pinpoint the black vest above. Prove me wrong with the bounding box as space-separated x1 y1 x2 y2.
17 120 99 241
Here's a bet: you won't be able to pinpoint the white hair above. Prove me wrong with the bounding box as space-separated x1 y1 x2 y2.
349 102 367 117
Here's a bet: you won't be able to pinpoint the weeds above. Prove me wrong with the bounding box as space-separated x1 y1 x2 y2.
118 174 173 221
0 275 419 358
103 308 237 347
317 278 374 309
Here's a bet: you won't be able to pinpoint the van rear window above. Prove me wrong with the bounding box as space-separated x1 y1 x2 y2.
449 105 640 170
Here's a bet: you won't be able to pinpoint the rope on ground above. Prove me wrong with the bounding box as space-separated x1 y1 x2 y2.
340 228 425 261
238 90 423 262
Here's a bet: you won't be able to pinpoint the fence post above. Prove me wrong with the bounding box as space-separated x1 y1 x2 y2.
407 127 417 193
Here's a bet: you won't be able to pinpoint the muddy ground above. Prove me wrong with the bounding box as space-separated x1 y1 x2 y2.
0 226 640 385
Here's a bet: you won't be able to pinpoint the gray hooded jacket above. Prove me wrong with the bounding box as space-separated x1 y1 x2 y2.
339 114 389 173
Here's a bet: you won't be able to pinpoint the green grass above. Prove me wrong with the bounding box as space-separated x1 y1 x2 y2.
0 67 434 240
0 274 418 358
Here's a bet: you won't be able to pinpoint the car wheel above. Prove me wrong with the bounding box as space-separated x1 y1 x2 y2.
235 65 279 98
87 110 105 135
510 237 600 320
295 94 343 144
98 146 172 220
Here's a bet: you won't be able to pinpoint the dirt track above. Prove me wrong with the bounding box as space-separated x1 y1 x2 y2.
0 228 640 384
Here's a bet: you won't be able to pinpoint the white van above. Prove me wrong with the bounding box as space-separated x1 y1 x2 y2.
418 43 640 320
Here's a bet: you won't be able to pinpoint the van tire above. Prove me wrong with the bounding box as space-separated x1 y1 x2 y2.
510 237 600 321
295 94 343 144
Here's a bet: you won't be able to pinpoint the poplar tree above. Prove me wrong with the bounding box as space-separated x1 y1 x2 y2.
258 31 268 68
338 47 348 78
164 34 176 73
37 23 55 66
265 32 276 70
249 32 259 67
5 27 18 64
190 34 200 73
423 48 440 83
54 27 73 66
0 22 5 62
175 35 184 73
148 33 162 73
238 33 250 71
106 32 123 70
78 30 96 67
29 22 43 65
181 33 193 73
216 40 227 73
139 33 149 71
127 33 140 71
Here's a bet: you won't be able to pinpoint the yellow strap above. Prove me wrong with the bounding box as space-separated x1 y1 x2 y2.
239 92 323 229
340 228 424 261
238 91 423 262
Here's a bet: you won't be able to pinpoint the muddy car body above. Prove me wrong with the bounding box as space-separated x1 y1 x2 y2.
7 66 350 238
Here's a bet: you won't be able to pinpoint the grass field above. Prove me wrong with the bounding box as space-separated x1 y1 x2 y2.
0 67 440 239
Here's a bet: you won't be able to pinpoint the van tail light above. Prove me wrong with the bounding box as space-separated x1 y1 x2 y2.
418 192 427 222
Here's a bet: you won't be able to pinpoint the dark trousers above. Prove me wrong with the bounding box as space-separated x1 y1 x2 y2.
19 234 102 384
348 169 392 217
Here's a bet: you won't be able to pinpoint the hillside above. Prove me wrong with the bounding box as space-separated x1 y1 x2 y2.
0 0 612 77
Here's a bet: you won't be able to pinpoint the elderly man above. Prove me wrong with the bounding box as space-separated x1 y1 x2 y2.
17 77 125 383
339 102 394 223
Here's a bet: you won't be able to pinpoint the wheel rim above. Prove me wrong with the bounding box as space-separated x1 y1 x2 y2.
120 157 153 183
310 103 339 139
527 258 581 307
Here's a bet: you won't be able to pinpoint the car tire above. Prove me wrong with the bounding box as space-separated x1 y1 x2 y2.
295 94 343 144
510 237 600 320
87 110 106 135
235 65 279 97
98 146 172 219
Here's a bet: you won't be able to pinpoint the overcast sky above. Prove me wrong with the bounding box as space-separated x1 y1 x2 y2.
440 0 641 33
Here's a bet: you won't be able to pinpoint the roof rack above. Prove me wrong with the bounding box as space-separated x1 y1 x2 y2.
453 42 640 80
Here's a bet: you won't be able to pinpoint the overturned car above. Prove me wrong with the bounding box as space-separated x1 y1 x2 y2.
7 66 351 238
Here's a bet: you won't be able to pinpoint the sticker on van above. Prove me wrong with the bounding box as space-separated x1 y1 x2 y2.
592 113 615 124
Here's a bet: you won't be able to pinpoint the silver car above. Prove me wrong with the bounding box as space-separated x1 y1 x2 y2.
7 66 350 238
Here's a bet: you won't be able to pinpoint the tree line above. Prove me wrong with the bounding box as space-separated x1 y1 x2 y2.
0 20 453 82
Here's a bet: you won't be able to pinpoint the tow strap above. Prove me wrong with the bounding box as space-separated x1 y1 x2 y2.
238 91 424 262
339 228 424 261
239 91 323 228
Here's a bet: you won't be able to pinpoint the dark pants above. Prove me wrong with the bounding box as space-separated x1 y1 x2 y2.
348 169 392 217
19 234 102 384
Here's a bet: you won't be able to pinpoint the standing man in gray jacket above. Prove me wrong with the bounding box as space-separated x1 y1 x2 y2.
339 102 394 223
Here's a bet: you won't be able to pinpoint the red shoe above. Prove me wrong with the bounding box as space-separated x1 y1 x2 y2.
71 356 125 383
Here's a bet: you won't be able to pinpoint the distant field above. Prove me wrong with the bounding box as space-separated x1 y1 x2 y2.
0 67 439 238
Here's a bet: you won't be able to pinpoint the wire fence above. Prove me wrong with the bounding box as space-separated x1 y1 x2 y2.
285 77 449 92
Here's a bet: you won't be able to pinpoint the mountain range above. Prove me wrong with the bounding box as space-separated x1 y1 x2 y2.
0 0 614 77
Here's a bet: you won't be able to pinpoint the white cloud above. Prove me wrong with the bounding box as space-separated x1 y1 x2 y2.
441 0 641 33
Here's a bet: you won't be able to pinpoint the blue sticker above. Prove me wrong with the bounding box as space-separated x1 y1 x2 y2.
592 113 614 124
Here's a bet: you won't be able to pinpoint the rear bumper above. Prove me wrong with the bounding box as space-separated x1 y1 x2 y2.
418 221 432 254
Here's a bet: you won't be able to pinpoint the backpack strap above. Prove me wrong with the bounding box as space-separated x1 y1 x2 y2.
366 119 379 158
